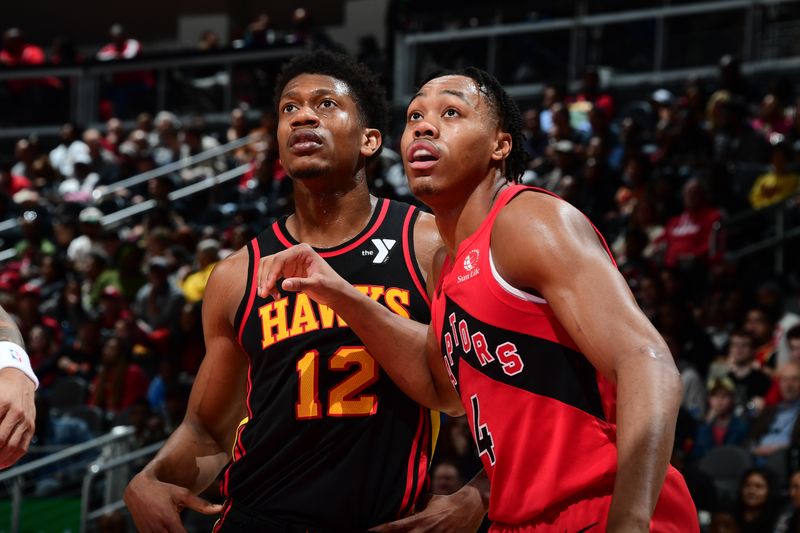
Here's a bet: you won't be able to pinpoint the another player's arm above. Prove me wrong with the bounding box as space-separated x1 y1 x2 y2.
0 304 36 468
124 251 250 532
491 194 681 533
257 224 463 415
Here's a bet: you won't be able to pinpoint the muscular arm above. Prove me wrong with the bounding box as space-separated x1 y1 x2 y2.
492 193 681 531
125 252 249 529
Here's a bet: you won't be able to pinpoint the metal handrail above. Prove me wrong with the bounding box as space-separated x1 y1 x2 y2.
98 133 256 197
79 440 164 533
0 426 134 482
99 163 250 227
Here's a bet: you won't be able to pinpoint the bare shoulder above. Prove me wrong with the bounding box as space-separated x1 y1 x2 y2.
204 246 251 325
491 191 611 288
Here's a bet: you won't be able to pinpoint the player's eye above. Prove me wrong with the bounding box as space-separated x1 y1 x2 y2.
282 103 297 113
408 111 422 121
444 108 460 117
320 99 336 109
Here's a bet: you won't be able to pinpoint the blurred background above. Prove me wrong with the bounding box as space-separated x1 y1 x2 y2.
1 1 800 531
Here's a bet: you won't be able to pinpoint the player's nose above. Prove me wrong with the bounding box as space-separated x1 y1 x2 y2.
411 119 438 139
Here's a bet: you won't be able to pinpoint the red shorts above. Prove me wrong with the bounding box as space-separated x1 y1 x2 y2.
489 469 699 533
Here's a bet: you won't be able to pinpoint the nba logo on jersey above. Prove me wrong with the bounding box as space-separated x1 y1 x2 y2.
463 250 480 271
9 348 21 363
370 239 396 263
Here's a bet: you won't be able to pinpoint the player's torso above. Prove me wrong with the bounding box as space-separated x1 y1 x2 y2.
431 186 620 525
226 199 435 531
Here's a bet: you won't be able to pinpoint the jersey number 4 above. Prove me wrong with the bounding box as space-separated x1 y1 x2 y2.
470 394 496 465
296 347 378 419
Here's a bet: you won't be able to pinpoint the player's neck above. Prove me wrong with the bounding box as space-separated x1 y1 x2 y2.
434 174 509 258
288 178 377 249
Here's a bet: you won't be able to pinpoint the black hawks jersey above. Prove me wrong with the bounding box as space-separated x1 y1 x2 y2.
218 198 437 532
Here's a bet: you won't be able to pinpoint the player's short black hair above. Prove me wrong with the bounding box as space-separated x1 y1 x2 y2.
419 67 527 183
274 50 389 136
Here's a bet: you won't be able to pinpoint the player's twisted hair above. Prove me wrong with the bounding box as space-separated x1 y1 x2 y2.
274 50 389 141
420 67 527 183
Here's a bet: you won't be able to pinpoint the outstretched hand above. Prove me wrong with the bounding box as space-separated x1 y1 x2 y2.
257 243 352 307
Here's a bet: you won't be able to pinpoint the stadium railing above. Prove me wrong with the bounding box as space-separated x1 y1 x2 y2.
0 426 146 533
392 0 800 104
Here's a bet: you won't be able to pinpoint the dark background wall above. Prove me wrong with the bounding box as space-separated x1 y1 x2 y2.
6 0 346 46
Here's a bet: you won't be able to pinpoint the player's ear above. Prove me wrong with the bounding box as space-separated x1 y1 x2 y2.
361 128 382 158
491 131 512 162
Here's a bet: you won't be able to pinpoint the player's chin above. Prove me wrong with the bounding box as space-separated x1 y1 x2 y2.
288 160 329 180
408 175 440 201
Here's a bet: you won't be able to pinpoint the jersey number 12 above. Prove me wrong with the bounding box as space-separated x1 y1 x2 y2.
296 347 378 419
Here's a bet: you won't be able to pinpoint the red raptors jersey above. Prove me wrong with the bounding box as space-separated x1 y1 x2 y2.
431 185 698 531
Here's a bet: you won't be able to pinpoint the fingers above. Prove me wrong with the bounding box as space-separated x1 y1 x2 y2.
369 516 415 532
0 405 30 469
257 244 315 299
178 492 224 516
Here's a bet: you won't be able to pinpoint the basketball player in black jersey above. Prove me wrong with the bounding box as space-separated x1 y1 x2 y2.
124 52 487 532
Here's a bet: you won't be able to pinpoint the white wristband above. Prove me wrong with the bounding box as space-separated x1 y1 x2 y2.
0 341 39 389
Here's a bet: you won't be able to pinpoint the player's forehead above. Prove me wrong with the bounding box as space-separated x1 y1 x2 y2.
279 73 353 102
411 75 483 107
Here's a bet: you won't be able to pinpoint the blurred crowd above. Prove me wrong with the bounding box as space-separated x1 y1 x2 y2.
2 20 800 529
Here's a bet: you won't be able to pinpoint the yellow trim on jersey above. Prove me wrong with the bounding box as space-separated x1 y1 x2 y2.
232 416 249 458
430 410 440 462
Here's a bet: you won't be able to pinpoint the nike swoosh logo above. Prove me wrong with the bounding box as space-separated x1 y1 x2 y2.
575 522 600 533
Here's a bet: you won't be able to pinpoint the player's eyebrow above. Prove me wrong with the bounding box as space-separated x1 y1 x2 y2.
281 88 338 101
408 88 474 108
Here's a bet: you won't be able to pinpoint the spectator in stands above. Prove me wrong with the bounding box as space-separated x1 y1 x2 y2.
756 283 800 367
83 128 117 183
659 178 723 290
568 65 614 133
97 24 153 118
726 330 772 417
105 117 126 154
57 152 101 203
27 325 58 389
197 30 220 52
748 362 800 467
97 24 142 62
663 332 706 421
431 462 463 496
789 325 800 363
0 161 32 197
744 307 778 369
752 93 792 139
12 138 38 180
55 320 100 382
90 336 148 415
693 377 750 459
775 469 800 533
734 467 783 532
181 239 219 304
180 119 224 182
66 207 104 272
49 123 89 179
16 283 60 343
80 248 122 312
133 256 185 337
750 135 799 209
245 13 278 48
539 83 565 134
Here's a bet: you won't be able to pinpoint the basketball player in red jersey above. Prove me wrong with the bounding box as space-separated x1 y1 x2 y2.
257 68 700 532
124 53 488 532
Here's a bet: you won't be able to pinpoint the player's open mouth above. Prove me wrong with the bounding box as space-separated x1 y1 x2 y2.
288 130 323 154
407 140 440 170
